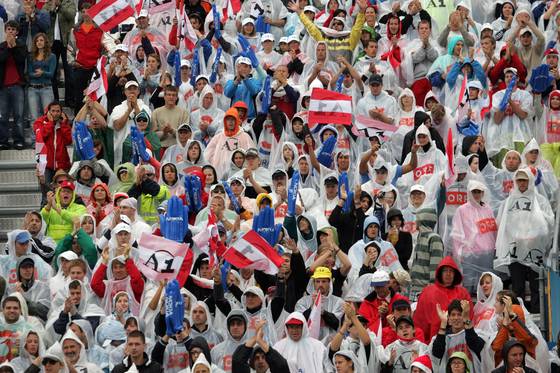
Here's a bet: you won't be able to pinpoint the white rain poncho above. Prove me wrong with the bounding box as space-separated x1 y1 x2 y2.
494 168 555 274
60 329 104 372
521 138 559 205
450 180 497 293
189 301 224 349
473 272 503 337
398 125 448 198
210 309 249 372
391 89 420 163
0 230 52 286
190 85 225 136
273 312 333 373
355 89 398 125
295 278 344 342
9 329 45 372
241 286 278 344
486 86 533 157
379 338 428 372
161 123 193 166
178 140 208 175
71 319 110 371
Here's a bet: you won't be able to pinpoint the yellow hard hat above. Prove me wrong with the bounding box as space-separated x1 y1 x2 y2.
311 266 332 280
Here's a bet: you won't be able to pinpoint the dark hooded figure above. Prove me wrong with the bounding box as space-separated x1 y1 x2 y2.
491 339 538 373
401 111 445 163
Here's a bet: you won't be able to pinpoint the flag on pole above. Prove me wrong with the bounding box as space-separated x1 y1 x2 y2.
445 128 455 188
218 0 242 20
223 230 285 275
35 129 47 176
457 72 468 110
308 292 322 339
353 114 397 137
87 0 135 32
308 88 352 129
84 56 108 101
178 5 198 51
192 211 224 267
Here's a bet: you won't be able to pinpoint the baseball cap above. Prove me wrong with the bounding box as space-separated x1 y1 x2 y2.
124 80 139 89
370 269 390 286
180 59 191 68
272 169 286 179
59 180 75 191
228 314 246 324
467 80 483 91
236 56 252 66
288 35 300 44
396 315 414 327
241 17 255 26
410 184 426 194
504 67 518 75
519 26 532 36
515 170 529 180
324 176 338 185
392 299 412 310
115 44 128 53
261 33 274 42
114 223 132 234
178 123 192 132
245 148 259 158
311 266 332 279
279 37 289 44
19 257 35 267
137 9 148 18
545 48 559 57
15 231 31 244
303 5 318 13
368 74 383 85
286 317 304 326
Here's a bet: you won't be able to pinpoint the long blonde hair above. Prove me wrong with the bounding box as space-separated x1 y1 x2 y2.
31 33 51 60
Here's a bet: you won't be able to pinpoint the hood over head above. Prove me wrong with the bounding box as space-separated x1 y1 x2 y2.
187 336 212 365
363 215 381 242
223 107 241 137
435 256 463 287
415 208 437 232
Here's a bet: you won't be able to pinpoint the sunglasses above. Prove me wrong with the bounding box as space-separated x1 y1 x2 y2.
136 118 148 122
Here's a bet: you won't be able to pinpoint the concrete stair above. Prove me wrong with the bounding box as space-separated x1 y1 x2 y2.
0 149 41 241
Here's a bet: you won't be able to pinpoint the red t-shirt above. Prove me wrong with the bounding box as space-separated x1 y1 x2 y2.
3 54 20 87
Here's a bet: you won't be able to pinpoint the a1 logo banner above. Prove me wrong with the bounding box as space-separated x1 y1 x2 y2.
138 233 189 281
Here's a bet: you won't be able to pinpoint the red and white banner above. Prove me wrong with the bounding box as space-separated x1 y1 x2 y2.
217 0 242 20
308 292 322 339
84 56 108 101
178 5 198 51
35 130 47 176
354 114 397 137
223 230 285 275
308 88 352 129
138 233 190 282
445 127 455 187
148 0 174 14
192 211 225 267
87 0 135 32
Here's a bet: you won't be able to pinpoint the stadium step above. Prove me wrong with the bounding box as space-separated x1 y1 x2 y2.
0 149 41 242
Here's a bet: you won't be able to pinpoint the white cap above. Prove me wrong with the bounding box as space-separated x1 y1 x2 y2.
124 80 139 89
115 44 128 53
180 59 191 68
195 74 209 82
236 56 252 66
467 80 483 90
303 5 318 13
288 35 300 43
113 222 131 234
370 269 390 286
481 23 493 32
137 9 148 18
279 37 289 44
242 17 255 26
520 26 533 36
410 184 426 193
119 197 138 210
504 67 518 75
261 33 274 42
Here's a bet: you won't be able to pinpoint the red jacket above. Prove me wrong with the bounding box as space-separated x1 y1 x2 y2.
359 291 410 333
32 115 72 171
413 256 474 341
72 24 103 69
91 259 144 303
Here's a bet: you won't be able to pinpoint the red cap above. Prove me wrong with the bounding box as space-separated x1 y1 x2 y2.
59 180 75 191
285 318 304 326
545 48 559 57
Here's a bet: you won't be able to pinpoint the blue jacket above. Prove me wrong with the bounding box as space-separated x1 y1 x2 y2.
27 53 56 85
16 10 51 47
446 58 487 89
224 75 263 119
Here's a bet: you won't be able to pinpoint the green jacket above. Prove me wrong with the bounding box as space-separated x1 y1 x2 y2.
53 228 98 271
128 180 170 225
111 162 136 194
43 0 77 46
41 188 87 243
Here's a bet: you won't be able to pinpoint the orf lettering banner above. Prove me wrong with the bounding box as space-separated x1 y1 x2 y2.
138 233 189 281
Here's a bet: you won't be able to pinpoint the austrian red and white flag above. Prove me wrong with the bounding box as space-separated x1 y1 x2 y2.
217 0 242 20
223 230 285 275
178 6 198 51
354 114 397 138
192 211 223 267
137 233 191 283
307 292 322 339
84 56 108 101
308 88 352 129
87 0 135 32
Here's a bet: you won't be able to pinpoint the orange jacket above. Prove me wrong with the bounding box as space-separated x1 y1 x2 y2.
491 304 538 367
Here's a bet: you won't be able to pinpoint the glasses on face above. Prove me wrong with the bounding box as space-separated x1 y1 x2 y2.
136 118 148 123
